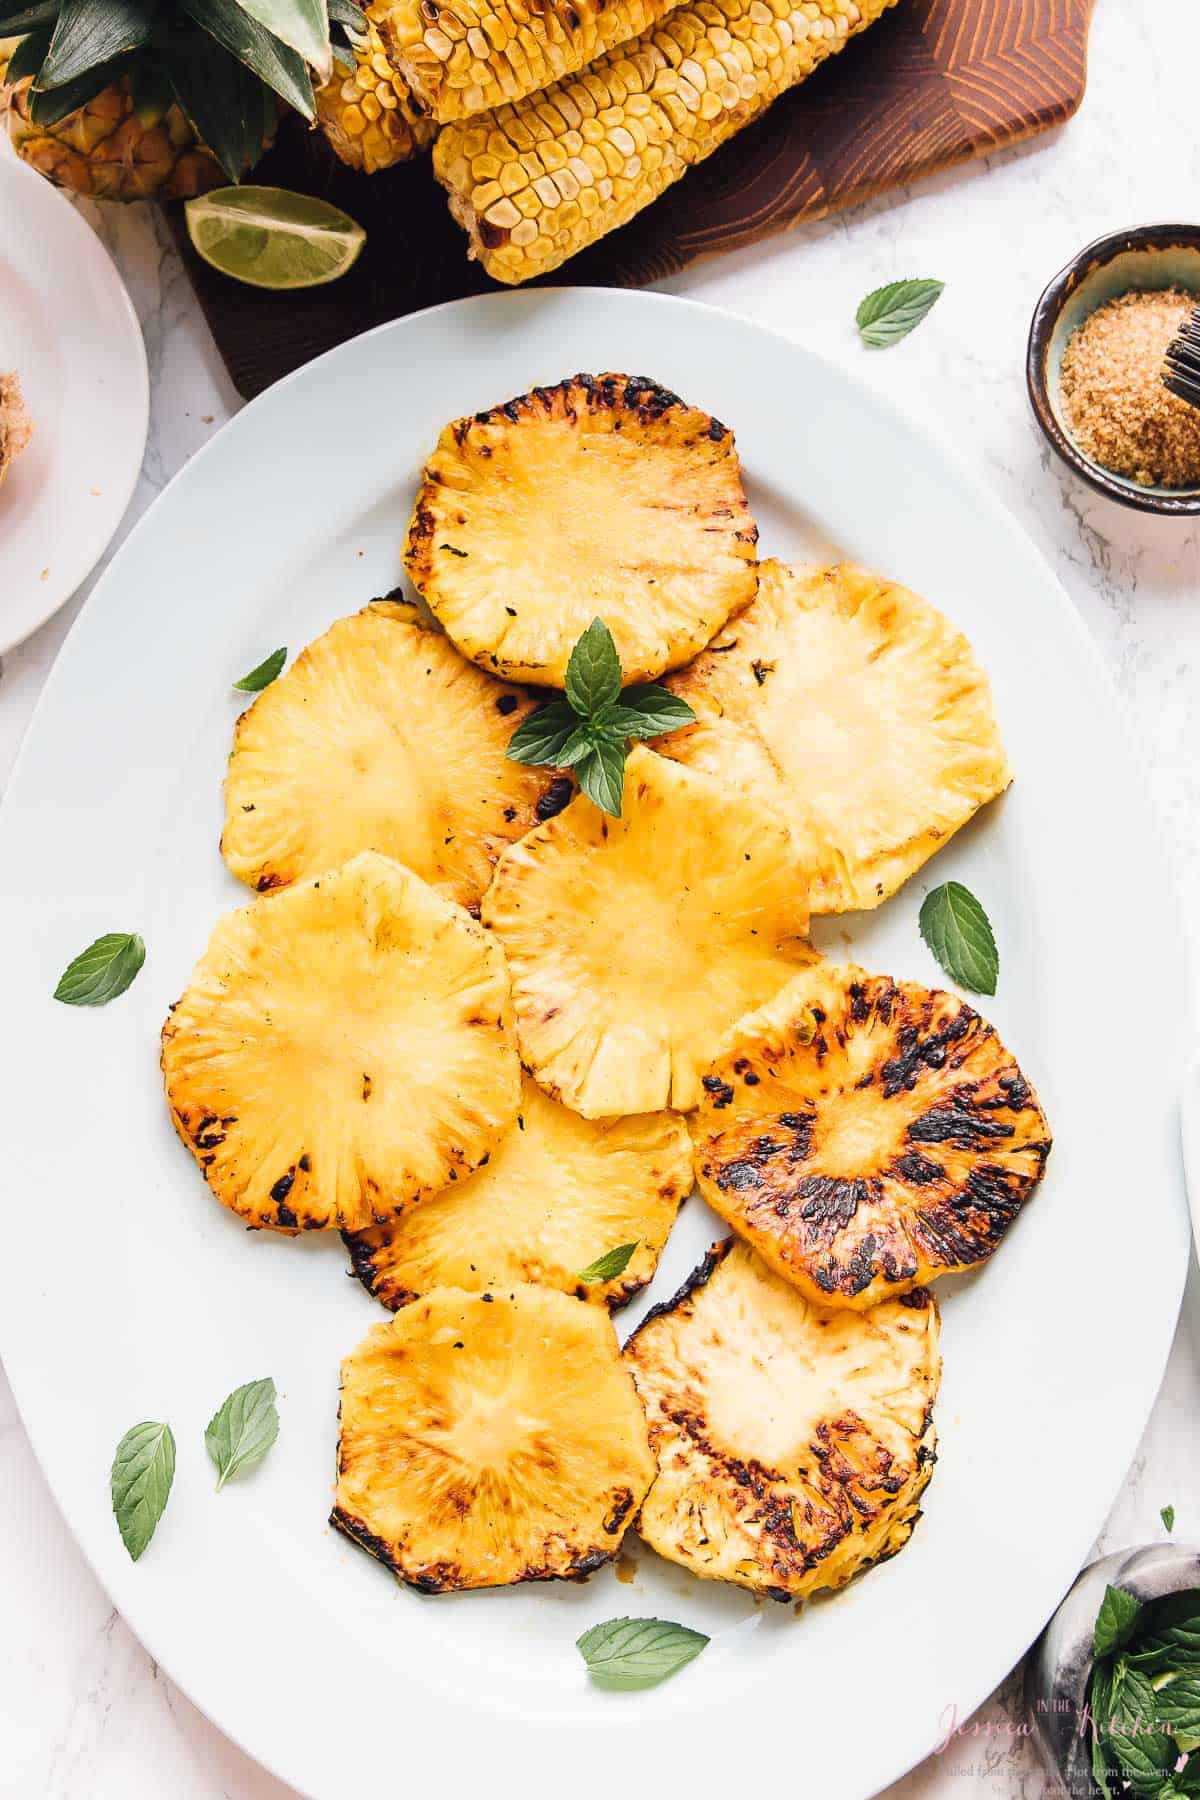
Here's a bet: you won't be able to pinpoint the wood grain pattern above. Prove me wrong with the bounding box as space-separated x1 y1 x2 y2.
173 0 1097 398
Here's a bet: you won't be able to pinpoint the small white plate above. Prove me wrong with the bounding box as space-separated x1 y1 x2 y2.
0 290 1191 1800
0 152 148 654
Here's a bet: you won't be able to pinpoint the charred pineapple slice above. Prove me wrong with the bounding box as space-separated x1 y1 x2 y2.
481 746 813 1118
222 602 560 911
691 963 1051 1310
404 374 759 688
161 852 520 1232
345 1074 692 1309
626 1237 940 1600
658 561 1011 913
333 1284 655 1590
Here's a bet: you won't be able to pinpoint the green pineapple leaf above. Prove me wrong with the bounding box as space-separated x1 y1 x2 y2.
39 0 153 87
127 55 172 125
164 28 273 181
0 1 57 37
6 24 51 81
233 0 332 81
28 56 125 123
181 0 314 120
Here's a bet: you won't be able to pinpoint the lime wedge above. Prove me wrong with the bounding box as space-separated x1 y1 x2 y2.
184 186 366 291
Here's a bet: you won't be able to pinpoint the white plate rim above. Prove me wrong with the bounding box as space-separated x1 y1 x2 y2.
0 286 1190 1800
0 152 149 655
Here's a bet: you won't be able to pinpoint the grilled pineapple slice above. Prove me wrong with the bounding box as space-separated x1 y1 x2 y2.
626 1237 940 1600
161 852 520 1232
333 1284 655 1590
222 602 559 911
345 1074 692 1309
481 746 813 1118
691 963 1051 1309
404 374 759 688
658 561 1011 913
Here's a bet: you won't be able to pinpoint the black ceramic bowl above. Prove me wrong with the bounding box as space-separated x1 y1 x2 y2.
1027 223 1200 516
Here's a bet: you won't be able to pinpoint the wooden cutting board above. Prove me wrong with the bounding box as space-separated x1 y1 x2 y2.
172 0 1097 398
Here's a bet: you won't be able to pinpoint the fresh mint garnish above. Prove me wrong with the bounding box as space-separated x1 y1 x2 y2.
205 1376 280 1490
577 1242 639 1284
918 881 998 996
507 618 694 817
111 1421 176 1561
856 279 944 348
234 647 287 691
54 932 145 1005
576 1616 709 1690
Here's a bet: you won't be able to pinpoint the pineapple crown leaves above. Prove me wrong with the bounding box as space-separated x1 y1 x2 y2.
0 0 368 177
506 618 695 819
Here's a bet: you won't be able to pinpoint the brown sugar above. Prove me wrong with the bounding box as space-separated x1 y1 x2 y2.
1059 288 1200 488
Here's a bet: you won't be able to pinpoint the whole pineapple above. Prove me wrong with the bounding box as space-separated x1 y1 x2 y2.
0 0 424 201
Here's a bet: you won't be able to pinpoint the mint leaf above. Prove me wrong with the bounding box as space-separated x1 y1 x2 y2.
1164 1506 1177 1533
1103 1722 1175 1793
577 1241 639 1284
1095 1585 1145 1660
234 646 286 691
603 687 696 738
54 931 145 1005
204 1376 279 1490
1145 1593 1200 1661
574 737 625 817
856 278 944 348
577 1617 709 1690
1090 1722 1116 1800
918 881 998 995
565 617 622 716
506 699 580 766
1152 1676 1200 1737
111 1421 175 1561
1109 1660 1160 1735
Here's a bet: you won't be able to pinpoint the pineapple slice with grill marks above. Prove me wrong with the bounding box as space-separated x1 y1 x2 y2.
691 963 1051 1310
345 1074 692 1309
480 746 814 1119
222 602 561 912
161 852 520 1233
404 373 759 688
625 1237 940 1600
333 1284 655 1591
657 561 1011 914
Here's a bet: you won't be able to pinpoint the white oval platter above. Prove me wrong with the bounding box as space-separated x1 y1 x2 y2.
0 288 1189 1800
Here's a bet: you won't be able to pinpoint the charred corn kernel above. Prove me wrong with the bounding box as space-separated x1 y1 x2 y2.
435 0 892 282
376 0 692 120
314 6 436 173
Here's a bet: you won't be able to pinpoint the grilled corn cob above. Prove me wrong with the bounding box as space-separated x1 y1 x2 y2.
315 7 436 170
434 0 895 284
377 0 687 122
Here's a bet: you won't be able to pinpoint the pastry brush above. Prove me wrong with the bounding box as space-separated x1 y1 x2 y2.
1163 303 1200 410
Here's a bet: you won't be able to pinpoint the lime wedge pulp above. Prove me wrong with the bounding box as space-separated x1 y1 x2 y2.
184 186 366 291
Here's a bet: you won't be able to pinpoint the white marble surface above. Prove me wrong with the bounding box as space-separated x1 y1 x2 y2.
3 0 1200 1792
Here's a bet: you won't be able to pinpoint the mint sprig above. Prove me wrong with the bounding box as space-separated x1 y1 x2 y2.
1086 1583 1200 1798
507 619 694 818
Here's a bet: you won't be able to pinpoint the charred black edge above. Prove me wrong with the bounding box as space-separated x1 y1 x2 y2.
623 1238 732 1350
451 373 734 441
330 1506 622 1593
